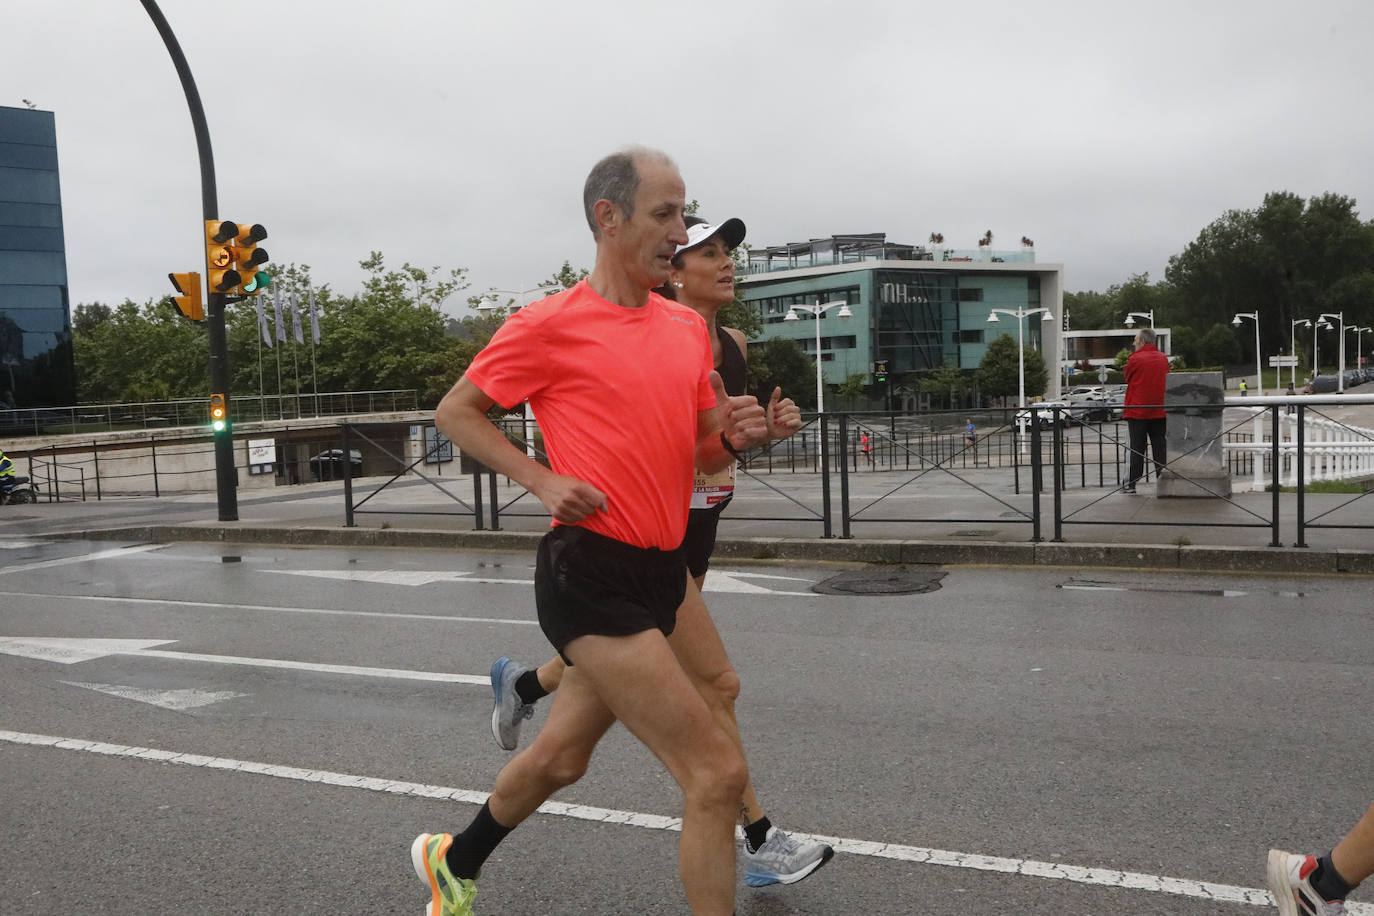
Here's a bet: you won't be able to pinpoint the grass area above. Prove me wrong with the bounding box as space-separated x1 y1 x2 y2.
1268 479 1371 494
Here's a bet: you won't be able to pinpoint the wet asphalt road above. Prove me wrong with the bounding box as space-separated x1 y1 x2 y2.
1 536 1371 915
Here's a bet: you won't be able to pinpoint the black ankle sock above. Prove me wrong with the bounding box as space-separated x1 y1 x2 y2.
744 816 772 854
514 670 548 705
1311 851 1356 901
444 802 514 880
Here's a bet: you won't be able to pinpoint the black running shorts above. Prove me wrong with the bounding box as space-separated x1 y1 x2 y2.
682 493 732 579
534 526 688 664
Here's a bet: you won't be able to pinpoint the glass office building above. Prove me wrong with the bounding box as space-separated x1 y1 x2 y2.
738 233 1064 399
0 105 75 408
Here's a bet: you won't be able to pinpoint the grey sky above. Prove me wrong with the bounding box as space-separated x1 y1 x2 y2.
7 0 1373 315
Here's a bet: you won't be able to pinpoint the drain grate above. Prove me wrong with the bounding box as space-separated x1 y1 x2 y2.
812 567 947 596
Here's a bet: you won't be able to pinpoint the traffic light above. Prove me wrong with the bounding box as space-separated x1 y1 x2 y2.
168 271 203 321
874 359 889 383
232 223 271 295
209 392 228 432
205 220 241 294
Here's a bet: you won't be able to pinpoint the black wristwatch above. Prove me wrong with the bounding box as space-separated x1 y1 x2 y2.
719 430 745 460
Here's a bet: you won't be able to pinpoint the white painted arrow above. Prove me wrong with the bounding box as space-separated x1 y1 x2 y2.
0 637 489 685
63 681 247 711
267 569 480 587
700 572 812 596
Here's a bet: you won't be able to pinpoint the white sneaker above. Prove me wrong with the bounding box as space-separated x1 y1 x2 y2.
741 827 834 888
1267 849 1349 915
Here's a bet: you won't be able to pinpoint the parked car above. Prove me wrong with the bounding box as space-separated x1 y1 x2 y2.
1019 401 1085 428
308 448 363 481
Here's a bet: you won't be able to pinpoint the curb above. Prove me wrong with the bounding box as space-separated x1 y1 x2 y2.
48 525 1374 575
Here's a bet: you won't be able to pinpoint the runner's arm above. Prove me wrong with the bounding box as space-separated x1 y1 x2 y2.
435 376 606 523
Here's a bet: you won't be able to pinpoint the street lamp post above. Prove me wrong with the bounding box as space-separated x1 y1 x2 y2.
987 306 1056 453
1313 318 1333 382
479 284 557 458
1231 312 1262 397
1123 311 1155 328
1320 312 1346 392
784 299 853 470
1290 319 1312 390
1349 326 1373 374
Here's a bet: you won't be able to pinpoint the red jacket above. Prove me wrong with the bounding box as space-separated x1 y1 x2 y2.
1123 344 1169 419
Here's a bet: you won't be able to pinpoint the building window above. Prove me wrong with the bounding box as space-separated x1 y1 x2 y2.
955 288 984 302
958 329 984 344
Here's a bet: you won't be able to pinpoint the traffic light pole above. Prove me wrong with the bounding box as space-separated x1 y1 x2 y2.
141 0 237 521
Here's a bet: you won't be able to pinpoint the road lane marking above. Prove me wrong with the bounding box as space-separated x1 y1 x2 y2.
62 682 248 711
0 591 539 627
268 568 815 596
3 728 1362 912
0 544 163 576
0 636 490 685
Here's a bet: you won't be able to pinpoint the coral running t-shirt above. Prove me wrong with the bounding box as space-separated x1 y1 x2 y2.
463 280 717 550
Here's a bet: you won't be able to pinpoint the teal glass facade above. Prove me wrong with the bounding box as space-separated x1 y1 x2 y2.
0 106 75 408
737 253 1061 394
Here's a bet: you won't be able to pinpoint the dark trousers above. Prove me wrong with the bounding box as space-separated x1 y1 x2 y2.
1126 417 1167 485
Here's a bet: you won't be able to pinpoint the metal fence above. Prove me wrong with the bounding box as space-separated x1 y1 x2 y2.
333 396 1374 544
0 389 419 437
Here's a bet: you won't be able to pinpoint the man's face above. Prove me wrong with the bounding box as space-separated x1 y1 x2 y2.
607 159 688 289
1134 333 1144 350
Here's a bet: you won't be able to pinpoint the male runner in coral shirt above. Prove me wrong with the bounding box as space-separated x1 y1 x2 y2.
413 147 768 916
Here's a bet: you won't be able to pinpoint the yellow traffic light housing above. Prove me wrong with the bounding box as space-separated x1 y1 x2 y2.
209 392 228 432
168 271 203 321
205 220 241 294
233 223 271 295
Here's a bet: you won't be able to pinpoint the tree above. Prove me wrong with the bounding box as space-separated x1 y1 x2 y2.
919 364 969 410
836 372 869 402
1166 191 1374 355
747 337 816 409
977 333 1048 403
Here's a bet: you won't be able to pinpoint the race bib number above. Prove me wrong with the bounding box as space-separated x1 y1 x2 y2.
691 463 735 509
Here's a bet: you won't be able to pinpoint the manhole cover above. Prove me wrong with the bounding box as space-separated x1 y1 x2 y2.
812 567 947 596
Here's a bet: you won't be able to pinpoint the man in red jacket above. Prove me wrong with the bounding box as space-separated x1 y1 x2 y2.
1122 327 1170 493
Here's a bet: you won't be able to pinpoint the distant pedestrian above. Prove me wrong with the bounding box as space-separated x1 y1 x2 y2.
861 432 872 466
1121 327 1169 494
1268 800 1374 914
963 418 977 461
1240 379 1249 396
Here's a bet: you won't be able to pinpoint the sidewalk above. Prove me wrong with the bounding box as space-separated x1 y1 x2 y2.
18 467 1374 576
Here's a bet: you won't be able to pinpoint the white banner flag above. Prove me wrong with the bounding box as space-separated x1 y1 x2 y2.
273 288 287 343
254 295 273 348
308 288 320 345
290 293 304 344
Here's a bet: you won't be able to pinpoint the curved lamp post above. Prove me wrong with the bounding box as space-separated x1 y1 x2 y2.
1320 312 1346 392
784 300 853 469
988 307 1056 453
1231 312 1262 397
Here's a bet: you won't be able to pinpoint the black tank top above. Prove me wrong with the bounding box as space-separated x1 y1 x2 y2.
715 325 746 397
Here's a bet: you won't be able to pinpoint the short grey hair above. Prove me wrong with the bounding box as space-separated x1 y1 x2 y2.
1137 327 1156 346
582 146 676 239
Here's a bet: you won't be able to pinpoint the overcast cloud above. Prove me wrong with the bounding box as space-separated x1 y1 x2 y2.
6 0 1373 314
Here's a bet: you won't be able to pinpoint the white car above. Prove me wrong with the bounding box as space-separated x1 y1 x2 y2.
1017 401 1084 428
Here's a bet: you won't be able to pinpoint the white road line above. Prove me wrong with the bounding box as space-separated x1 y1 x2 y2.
0 637 491 685
0 544 164 576
4 729 1363 912
0 591 539 627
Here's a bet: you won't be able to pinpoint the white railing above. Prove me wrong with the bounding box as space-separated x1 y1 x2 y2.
1225 403 1374 490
